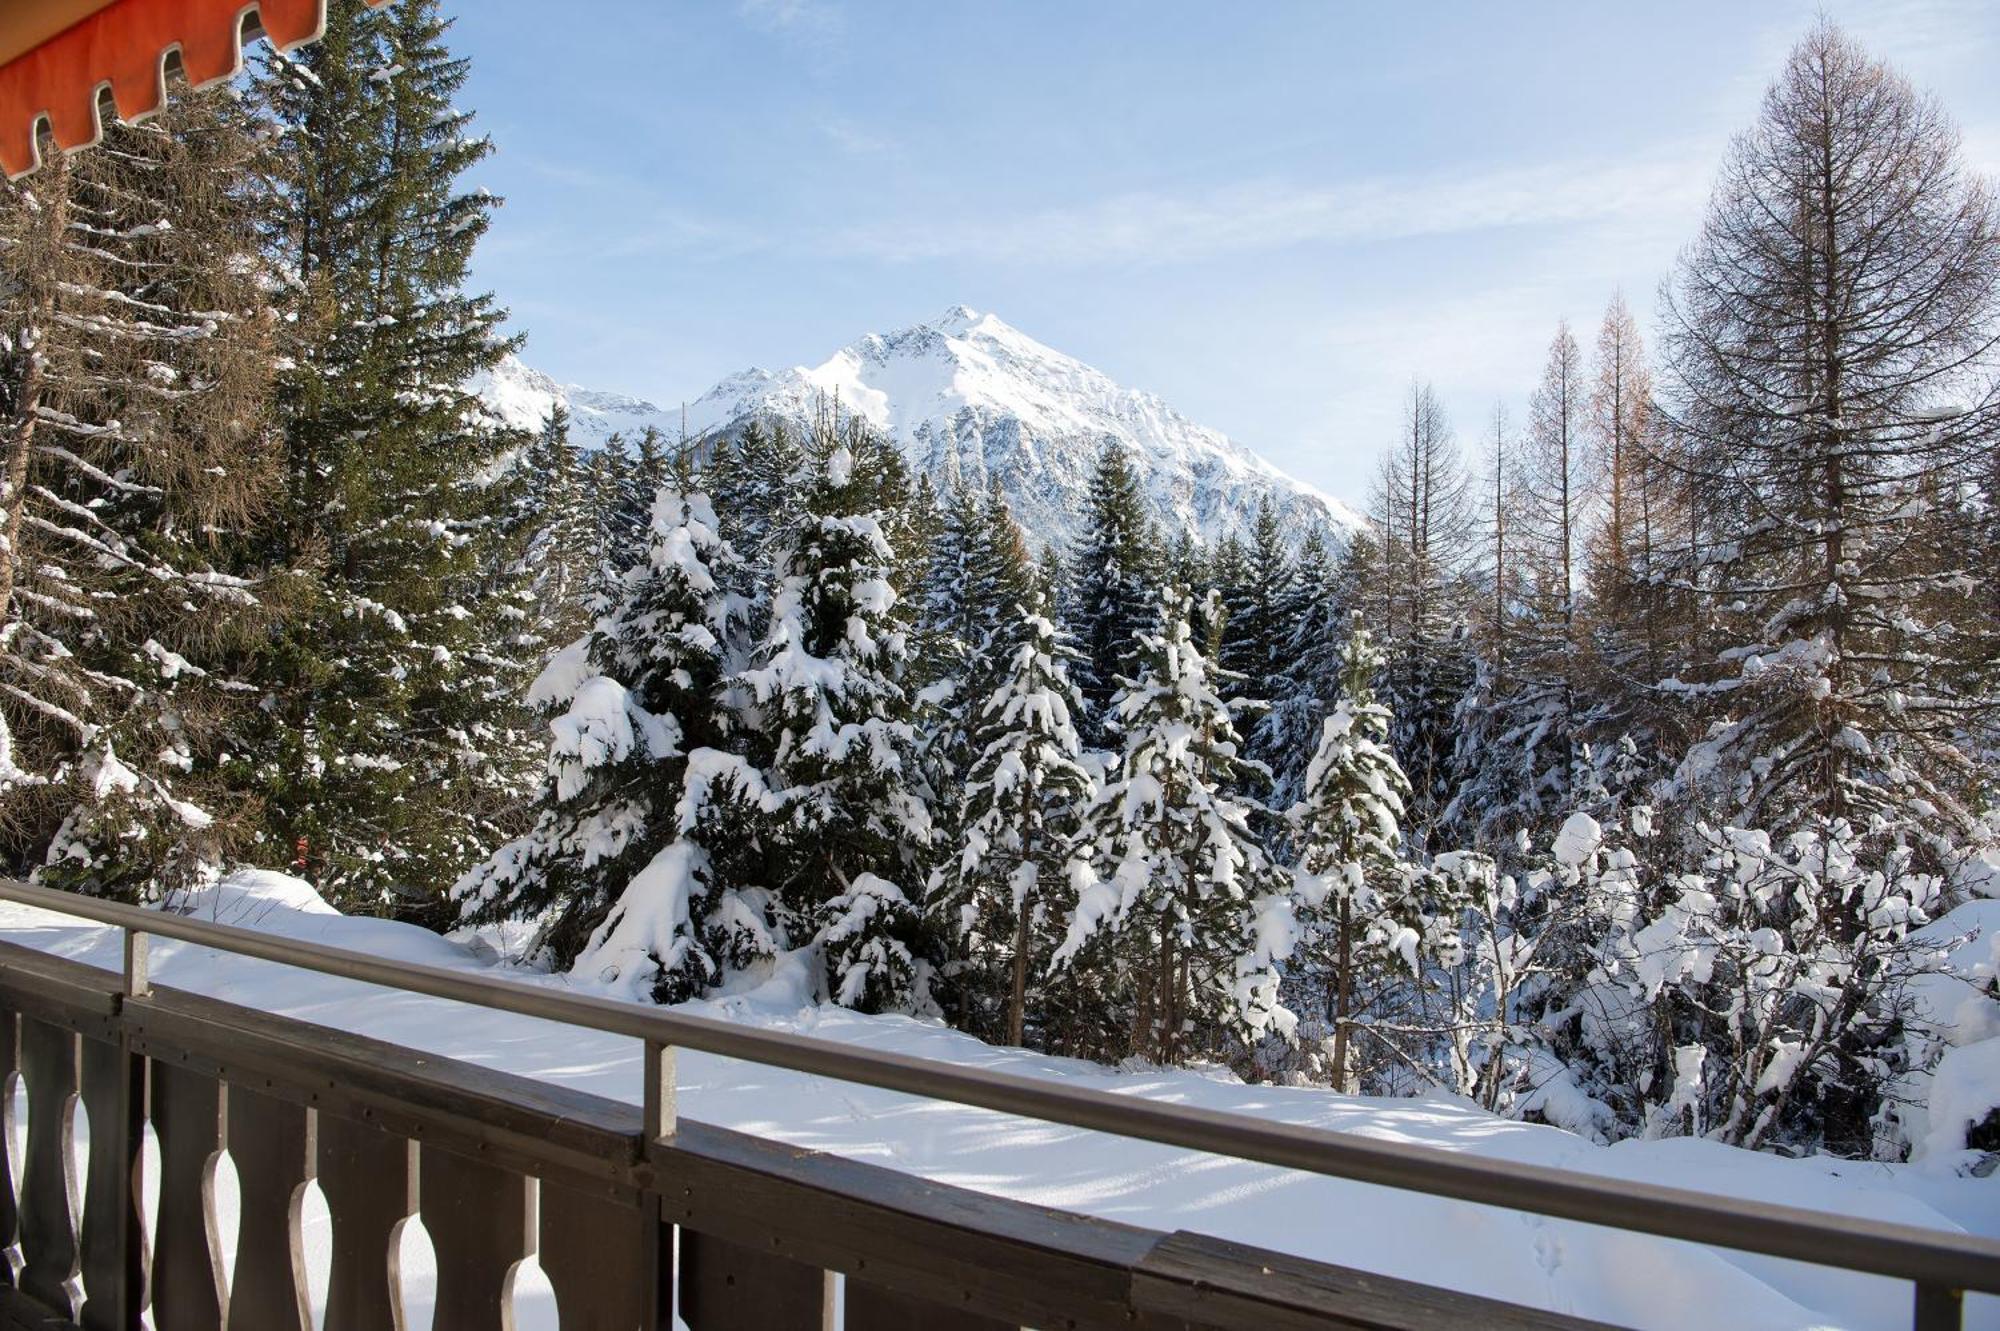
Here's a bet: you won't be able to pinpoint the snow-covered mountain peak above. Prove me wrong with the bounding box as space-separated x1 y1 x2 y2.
476 310 1364 551
682 307 1364 547
471 353 681 451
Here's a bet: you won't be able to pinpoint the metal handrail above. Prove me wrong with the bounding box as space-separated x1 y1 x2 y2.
2 876 1995 1316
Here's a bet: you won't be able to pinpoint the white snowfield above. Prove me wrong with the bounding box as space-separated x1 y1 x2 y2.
2 872 1994 1331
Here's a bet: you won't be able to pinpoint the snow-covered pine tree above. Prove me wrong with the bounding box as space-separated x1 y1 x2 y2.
1658 20 2000 849
0 95 278 899
1287 620 1465 1091
706 418 803 639
1068 442 1159 741
1160 528 1204 602
1056 593 1295 1064
624 427 674 535
1216 498 1308 822
915 479 985 699
740 426 937 1012
937 604 1094 1047
247 0 522 912
1255 528 1347 812
455 485 769 1000
1235 500 1297 716
521 404 598 642
1203 532 1251 674
917 481 1036 869
1521 809 1943 1154
587 430 645 595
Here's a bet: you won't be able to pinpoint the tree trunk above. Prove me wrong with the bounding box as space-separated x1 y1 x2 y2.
1007 906 1029 1048
1332 898 1354 1093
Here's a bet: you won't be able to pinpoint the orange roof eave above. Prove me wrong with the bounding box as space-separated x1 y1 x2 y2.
0 0 388 180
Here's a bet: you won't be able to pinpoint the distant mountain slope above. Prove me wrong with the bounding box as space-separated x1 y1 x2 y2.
476 307 1363 550
471 356 681 452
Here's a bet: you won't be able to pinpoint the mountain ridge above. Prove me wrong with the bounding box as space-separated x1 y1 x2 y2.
475 307 1362 550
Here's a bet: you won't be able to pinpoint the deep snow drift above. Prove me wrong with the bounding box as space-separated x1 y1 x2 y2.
2 871 1994 1331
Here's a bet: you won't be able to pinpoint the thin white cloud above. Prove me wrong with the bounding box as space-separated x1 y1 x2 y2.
1822 0 1998 71
736 0 842 38
1963 124 2000 178
820 150 1717 267
818 116 899 160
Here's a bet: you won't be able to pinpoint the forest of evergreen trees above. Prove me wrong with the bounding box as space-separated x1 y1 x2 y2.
3 9 1997 1160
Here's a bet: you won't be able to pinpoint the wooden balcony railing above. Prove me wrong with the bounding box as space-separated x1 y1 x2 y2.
0 877 1994 1330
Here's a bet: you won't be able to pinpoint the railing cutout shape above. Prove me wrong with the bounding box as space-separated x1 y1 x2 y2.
0 876 1994 1331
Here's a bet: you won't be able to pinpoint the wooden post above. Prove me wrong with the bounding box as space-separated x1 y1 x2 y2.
318 1119 416 1331
678 1229 830 1331
150 1060 227 1331
420 1146 534 1331
18 1020 80 1318
122 930 149 999
540 1180 667 1331
644 1039 676 1140
225 1088 315 1330
74 926 150 1329
78 1034 146 1331
1914 1284 1963 1331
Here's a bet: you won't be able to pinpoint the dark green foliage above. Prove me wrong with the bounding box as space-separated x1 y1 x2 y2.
1067 443 1159 740
706 419 804 639
244 0 523 915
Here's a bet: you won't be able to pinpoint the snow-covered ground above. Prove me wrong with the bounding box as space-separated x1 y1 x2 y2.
2 872 1994 1331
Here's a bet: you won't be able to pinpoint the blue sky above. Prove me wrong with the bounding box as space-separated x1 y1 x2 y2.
448 0 2000 504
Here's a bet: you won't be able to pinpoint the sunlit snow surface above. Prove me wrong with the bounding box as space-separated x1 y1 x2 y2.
3 870 1994 1331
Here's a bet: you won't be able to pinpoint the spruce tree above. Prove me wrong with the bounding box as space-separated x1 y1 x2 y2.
1288 621 1451 1091
521 404 598 644
1160 528 1206 603
1256 528 1346 811
740 427 937 1012
1237 502 1297 698
1056 594 1295 1063
455 486 765 998
1068 442 1158 740
524 401 600 635
918 481 1036 877
707 419 802 639
248 0 521 912
627 427 674 526
1204 532 1252 675
0 95 278 898
1228 500 1301 803
589 430 646 589
916 480 986 696
937 605 1093 1047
